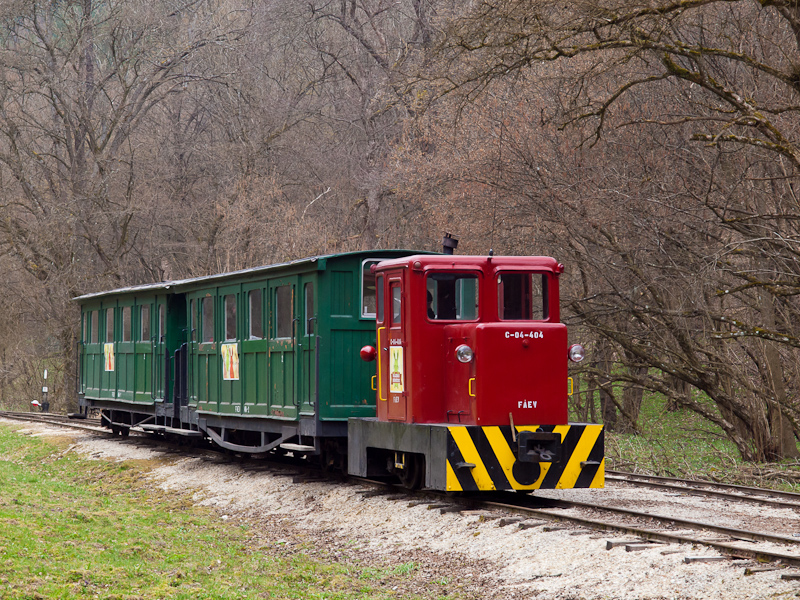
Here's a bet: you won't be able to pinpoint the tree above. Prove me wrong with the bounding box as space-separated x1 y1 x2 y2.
300 0 441 249
0 0 248 408
391 37 800 459
409 0 800 460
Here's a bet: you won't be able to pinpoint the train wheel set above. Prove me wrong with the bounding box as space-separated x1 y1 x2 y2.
75 247 604 492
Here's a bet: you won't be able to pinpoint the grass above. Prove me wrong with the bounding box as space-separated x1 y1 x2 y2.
0 427 441 600
604 391 739 476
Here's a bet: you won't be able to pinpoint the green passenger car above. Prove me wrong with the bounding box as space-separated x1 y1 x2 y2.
76 251 419 457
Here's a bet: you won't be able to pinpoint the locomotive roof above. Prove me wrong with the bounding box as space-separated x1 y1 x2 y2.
372 254 563 271
73 249 424 302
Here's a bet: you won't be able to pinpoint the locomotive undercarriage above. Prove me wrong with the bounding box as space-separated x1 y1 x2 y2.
348 418 605 492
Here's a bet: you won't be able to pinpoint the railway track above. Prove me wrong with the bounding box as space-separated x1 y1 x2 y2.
0 410 105 433
3 410 800 570
607 469 800 509
343 482 800 569
356 476 800 569
480 493 800 567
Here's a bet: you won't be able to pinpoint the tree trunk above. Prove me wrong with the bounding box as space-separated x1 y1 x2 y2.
0 348 5 407
758 291 800 459
585 374 598 423
618 365 648 433
570 373 589 422
596 338 617 430
665 376 690 412
360 185 384 250
62 328 79 413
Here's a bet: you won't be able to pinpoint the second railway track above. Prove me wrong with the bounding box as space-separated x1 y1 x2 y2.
607 469 800 508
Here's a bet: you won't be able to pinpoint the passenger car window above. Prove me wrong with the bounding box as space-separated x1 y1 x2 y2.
91 311 98 344
249 290 263 339
304 283 314 336
202 297 214 342
275 285 293 339
190 299 197 341
426 273 479 321
106 309 114 342
497 273 547 320
122 307 131 342
141 305 150 341
225 295 237 341
361 259 381 317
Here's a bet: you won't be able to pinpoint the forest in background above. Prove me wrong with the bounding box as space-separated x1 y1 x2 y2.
2 0 800 463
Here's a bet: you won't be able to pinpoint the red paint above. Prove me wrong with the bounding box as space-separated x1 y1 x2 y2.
372 255 570 427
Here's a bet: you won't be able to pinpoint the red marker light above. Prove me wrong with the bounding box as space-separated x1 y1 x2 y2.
360 345 377 362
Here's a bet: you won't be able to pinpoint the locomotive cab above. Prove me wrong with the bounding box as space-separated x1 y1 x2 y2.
350 254 604 492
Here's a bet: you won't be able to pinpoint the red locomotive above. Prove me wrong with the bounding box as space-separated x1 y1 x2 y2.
350 250 604 491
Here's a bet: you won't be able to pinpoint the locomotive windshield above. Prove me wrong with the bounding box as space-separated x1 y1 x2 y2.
497 272 548 320
426 273 479 320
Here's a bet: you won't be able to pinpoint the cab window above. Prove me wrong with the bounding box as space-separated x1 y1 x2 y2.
426 273 479 321
497 273 547 320
391 283 402 325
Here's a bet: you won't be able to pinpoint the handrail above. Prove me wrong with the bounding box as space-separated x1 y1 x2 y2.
377 326 386 402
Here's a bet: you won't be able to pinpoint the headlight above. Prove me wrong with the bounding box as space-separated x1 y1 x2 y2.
456 344 474 363
568 344 585 363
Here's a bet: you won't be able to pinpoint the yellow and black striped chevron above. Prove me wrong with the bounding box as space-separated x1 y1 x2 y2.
445 424 604 492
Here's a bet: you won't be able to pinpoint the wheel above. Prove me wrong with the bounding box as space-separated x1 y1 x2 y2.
321 440 346 474
397 454 424 490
